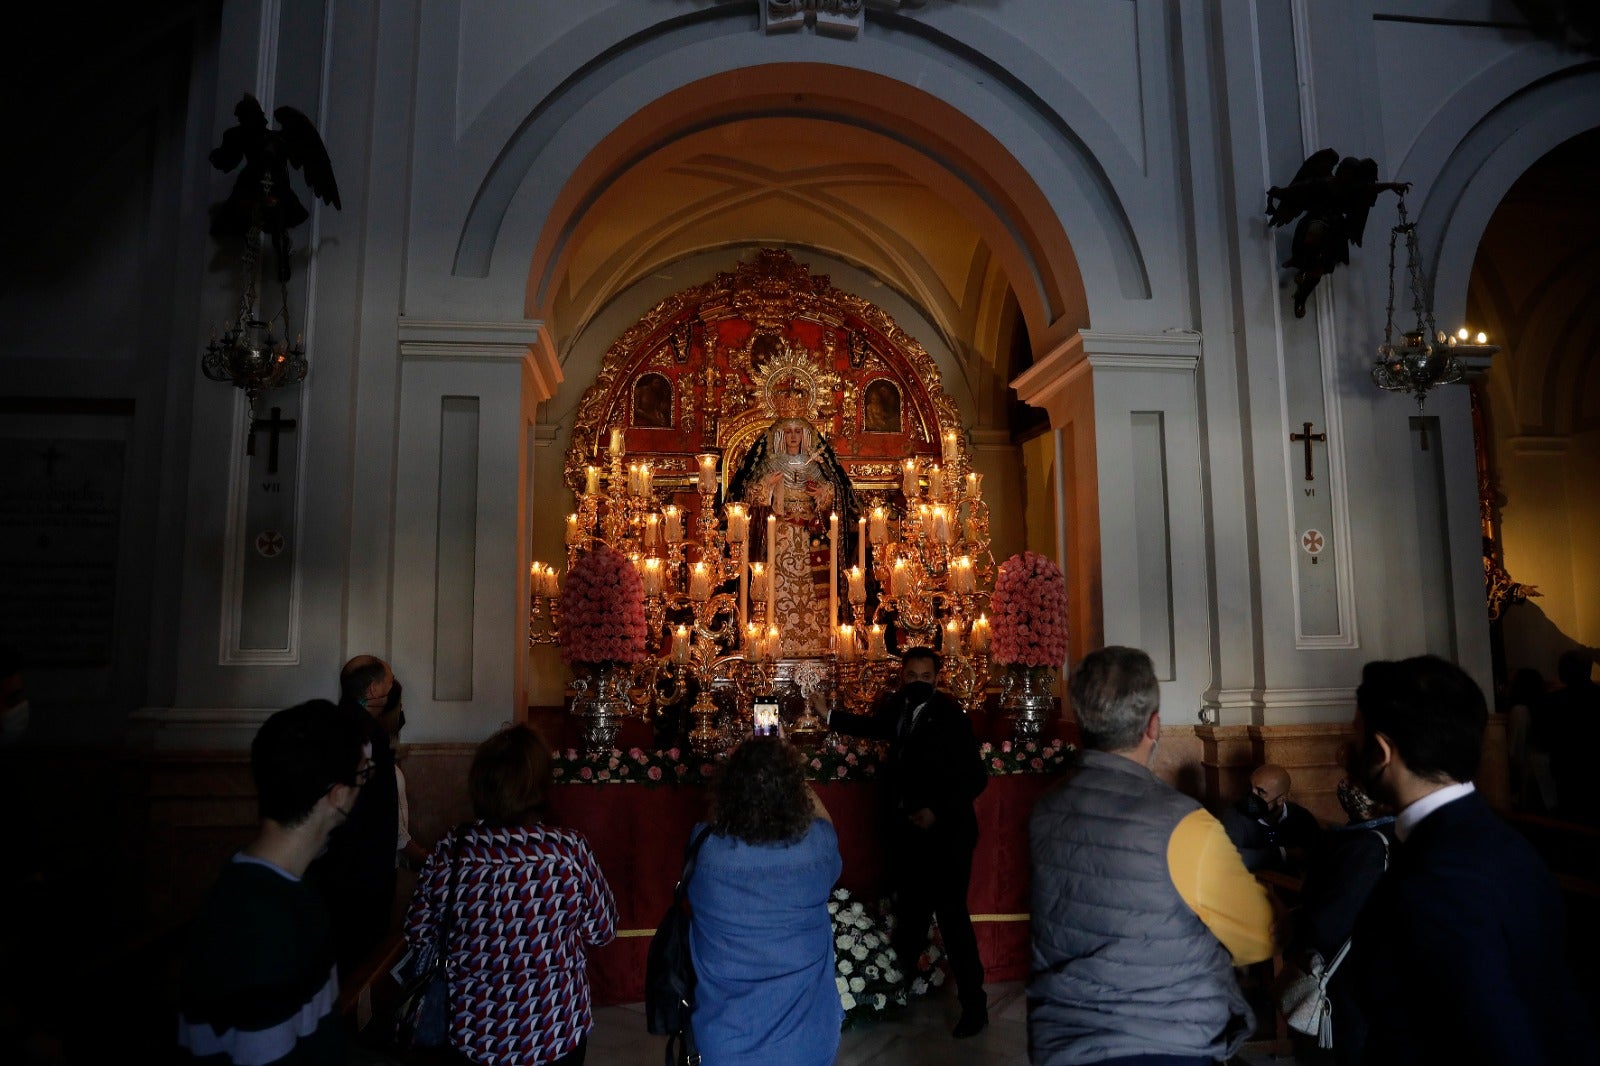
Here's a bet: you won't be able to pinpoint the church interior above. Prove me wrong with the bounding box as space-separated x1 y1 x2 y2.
1 1 1596 1061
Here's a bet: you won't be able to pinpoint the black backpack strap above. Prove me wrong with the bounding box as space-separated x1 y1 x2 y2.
673 824 715 902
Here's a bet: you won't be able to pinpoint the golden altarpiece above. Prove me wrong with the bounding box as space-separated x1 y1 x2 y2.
535 251 1012 753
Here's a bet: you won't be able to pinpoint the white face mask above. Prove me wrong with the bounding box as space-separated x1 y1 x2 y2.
1 701 29 742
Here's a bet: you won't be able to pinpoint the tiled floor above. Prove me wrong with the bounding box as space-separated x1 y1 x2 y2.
586 982 1290 1065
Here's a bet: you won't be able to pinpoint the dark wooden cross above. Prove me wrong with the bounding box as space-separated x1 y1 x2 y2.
1290 421 1327 482
248 406 298 475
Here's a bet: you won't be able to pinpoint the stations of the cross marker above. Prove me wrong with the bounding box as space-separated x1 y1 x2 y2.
1289 421 1327 482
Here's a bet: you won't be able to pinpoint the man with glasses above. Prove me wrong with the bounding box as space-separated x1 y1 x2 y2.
179 701 369 1065
306 656 403 979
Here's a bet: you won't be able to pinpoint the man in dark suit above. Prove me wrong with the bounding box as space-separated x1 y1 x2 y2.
305 655 401 980
829 647 990 1037
1346 655 1596 1064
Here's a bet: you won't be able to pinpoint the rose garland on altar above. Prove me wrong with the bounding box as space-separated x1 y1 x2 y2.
557 546 647 666
547 738 1074 786
989 550 1069 666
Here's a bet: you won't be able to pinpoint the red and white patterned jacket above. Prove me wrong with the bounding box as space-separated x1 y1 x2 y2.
405 822 618 1065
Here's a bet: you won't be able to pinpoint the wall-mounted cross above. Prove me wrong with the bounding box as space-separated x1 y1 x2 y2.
1290 421 1327 482
248 407 298 475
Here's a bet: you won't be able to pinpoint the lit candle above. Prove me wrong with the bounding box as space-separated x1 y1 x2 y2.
944 619 964 657
929 464 944 500
867 624 887 659
663 506 683 545
767 624 781 661
965 471 982 500
969 614 991 654
585 465 600 497
697 453 719 495
1476 331 1487 344
837 624 857 662
869 506 888 544
736 539 748 632
943 429 960 465
641 558 664 597
749 562 767 602
766 514 777 624
857 516 867 572
671 625 691 664
891 558 910 599
1458 327 1470 340
902 458 919 498
644 514 661 548
689 561 711 602
565 513 582 546
745 622 761 657
941 508 960 546
626 463 640 496
848 565 866 604
931 505 950 546
829 512 839 629
609 427 625 457
726 503 748 543
640 462 653 498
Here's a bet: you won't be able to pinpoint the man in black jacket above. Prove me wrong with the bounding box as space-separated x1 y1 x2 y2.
1346 655 1596 1064
1221 763 1321 873
305 655 401 980
829 647 989 1037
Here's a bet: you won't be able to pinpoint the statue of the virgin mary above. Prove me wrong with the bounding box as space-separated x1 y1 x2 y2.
727 416 859 657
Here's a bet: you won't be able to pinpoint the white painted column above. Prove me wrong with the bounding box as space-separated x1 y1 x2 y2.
393 320 560 742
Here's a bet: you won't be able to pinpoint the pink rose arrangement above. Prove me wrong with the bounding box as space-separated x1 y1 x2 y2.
989 550 1069 666
558 547 647 665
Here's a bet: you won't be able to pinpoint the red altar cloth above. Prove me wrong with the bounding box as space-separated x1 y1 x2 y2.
550 772 1059 1006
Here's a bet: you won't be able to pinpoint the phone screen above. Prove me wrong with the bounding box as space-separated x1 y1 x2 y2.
753 698 782 737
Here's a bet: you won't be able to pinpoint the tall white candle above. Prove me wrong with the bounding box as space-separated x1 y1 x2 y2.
766 514 777 625
857 516 867 572
829 512 839 630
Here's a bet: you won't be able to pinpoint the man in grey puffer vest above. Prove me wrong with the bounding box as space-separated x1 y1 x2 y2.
1029 647 1275 1064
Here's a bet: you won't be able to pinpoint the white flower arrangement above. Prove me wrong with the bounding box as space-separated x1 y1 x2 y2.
827 887 944 1023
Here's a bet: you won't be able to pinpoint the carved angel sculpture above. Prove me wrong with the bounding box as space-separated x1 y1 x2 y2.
208 93 341 281
1266 149 1409 317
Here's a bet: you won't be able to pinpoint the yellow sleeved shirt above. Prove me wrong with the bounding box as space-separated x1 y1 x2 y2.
1166 808 1276 965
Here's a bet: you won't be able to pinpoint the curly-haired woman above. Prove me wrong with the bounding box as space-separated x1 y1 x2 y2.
405 725 617 1065
687 735 842 1065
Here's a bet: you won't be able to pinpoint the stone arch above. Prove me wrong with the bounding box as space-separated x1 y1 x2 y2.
440 9 1159 348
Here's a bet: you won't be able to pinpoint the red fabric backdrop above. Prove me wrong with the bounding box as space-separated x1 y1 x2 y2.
550 772 1059 1005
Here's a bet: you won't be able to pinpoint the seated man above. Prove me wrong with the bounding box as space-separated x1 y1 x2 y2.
178 701 371 1065
1221 763 1320 873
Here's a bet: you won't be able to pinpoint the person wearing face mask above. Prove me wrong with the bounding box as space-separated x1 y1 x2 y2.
1029 646 1274 1066
1220 763 1321 873
828 646 990 1038
1345 655 1595 1064
1281 779 1395 1064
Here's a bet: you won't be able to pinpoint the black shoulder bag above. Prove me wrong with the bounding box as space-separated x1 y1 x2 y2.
645 824 714 1066
394 827 465 1053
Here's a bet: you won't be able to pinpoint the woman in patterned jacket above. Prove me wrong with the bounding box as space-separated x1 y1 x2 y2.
405 726 617 1065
